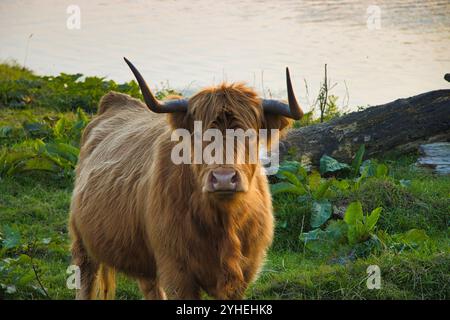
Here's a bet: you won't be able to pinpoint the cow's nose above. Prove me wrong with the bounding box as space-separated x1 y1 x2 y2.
210 168 238 192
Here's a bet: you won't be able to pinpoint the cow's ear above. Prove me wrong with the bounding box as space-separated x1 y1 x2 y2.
264 114 293 131
167 112 193 131
262 114 293 147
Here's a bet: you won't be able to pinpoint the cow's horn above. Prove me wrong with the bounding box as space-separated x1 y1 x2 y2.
262 68 303 120
124 57 188 113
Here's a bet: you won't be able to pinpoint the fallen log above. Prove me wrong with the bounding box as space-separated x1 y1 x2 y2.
279 89 450 165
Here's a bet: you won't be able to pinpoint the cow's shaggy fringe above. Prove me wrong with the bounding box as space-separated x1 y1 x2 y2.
69 83 292 299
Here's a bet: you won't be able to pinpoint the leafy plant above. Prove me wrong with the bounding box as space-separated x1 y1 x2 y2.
300 201 383 258
320 155 350 174
377 229 431 253
272 165 334 229
0 64 183 113
351 144 365 177
319 146 399 193
343 201 381 245
0 108 88 177
320 144 365 177
0 225 51 299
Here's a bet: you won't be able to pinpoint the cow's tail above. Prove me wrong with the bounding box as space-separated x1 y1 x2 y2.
95 264 116 300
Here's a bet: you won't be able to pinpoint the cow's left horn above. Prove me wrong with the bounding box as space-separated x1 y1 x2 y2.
124 57 188 113
262 68 303 120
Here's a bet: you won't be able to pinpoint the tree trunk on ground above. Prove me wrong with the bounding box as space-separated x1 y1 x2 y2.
279 89 450 165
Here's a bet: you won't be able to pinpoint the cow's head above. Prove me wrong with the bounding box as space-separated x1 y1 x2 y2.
124 58 303 200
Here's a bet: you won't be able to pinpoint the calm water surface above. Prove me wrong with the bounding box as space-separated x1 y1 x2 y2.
0 0 449 109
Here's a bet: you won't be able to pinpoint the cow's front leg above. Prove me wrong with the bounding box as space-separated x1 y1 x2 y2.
157 258 201 299
164 274 201 299
213 229 248 299
215 267 247 299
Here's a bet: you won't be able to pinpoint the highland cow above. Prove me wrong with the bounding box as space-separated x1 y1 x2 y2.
69 58 303 299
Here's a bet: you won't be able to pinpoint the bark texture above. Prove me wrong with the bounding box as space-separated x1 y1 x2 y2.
279 89 450 165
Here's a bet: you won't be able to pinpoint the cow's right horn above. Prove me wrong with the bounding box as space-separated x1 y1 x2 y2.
262 68 303 120
124 57 188 113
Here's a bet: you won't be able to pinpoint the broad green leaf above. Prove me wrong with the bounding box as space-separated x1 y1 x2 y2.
14 157 59 174
351 144 365 177
313 178 333 200
347 221 365 244
308 171 321 191
366 207 382 231
45 142 79 164
278 170 301 187
325 220 348 243
54 116 67 139
399 229 429 245
270 182 305 195
73 108 89 135
359 159 376 177
357 166 369 183
333 179 350 191
344 201 363 225
319 155 350 174
276 161 300 177
297 166 308 181
376 164 388 178
301 222 348 251
33 139 46 152
4 150 36 175
73 120 85 132
23 122 49 138
353 235 382 257
76 107 89 124
310 200 332 228
2 225 21 249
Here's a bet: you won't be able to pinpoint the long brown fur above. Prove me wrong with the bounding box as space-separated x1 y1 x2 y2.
69 83 292 299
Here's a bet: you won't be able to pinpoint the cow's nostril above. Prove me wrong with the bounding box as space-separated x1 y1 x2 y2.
210 169 239 192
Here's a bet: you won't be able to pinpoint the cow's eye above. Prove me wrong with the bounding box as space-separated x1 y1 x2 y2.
229 120 241 130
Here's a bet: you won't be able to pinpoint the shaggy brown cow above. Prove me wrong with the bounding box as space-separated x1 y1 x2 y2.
69 58 303 299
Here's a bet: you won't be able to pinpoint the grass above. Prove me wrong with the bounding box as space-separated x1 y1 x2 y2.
1 170 448 299
250 249 449 299
0 63 449 299
0 62 35 81
263 159 449 299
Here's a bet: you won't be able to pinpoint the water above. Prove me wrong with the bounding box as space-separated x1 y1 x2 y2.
1 0 449 109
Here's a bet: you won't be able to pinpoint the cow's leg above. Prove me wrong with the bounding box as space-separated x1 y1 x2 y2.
71 229 99 299
215 271 247 300
138 278 166 300
164 276 201 300
158 262 201 299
